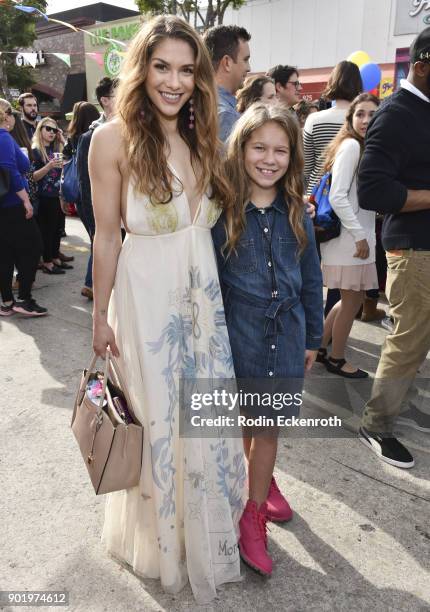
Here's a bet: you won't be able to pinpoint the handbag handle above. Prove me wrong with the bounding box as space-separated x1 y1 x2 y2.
77 350 138 422
77 350 110 412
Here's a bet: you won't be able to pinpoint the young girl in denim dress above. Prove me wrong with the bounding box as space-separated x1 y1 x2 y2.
212 103 323 576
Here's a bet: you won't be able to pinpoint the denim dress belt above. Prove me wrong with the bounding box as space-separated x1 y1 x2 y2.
226 286 300 337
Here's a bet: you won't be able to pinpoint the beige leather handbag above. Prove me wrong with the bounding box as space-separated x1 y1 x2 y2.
71 350 143 495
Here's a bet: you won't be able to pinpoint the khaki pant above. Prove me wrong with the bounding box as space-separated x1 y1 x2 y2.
361 250 430 432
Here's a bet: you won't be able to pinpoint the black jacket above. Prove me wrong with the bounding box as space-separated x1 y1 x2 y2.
358 88 430 250
76 128 95 236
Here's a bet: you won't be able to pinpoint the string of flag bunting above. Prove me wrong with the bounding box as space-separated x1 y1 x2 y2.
0 0 129 51
0 50 127 68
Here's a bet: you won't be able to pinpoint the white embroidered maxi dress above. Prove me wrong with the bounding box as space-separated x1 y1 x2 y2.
102 170 246 604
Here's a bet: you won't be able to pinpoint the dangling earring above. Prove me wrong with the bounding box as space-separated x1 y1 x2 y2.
189 98 195 130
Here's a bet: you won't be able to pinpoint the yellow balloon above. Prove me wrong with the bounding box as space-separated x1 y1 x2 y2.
347 50 371 67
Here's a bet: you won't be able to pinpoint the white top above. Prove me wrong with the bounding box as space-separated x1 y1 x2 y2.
400 78 430 103
320 138 376 266
303 106 347 195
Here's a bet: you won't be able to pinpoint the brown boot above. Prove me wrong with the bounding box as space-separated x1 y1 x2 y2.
58 251 74 263
361 297 385 322
81 286 93 300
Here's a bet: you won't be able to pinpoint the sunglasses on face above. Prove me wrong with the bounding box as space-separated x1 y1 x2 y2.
5 108 13 115
43 125 58 134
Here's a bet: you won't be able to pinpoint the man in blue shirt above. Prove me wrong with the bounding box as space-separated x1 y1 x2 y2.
204 25 251 143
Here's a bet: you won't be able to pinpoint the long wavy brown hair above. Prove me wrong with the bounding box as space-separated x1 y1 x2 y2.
67 101 100 139
323 93 380 173
236 75 274 113
115 15 232 207
223 103 307 255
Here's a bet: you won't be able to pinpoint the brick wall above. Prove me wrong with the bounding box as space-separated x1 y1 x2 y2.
32 31 86 98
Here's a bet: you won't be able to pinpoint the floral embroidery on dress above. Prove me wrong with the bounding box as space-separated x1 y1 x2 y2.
206 198 222 227
145 200 179 234
147 266 244 520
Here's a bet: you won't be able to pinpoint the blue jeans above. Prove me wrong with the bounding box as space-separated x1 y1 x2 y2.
84 249 92 288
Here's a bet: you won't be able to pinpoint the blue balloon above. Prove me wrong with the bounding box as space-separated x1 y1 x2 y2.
360 62 382 92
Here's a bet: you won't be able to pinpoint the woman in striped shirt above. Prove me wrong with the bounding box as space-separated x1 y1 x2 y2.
303 61 362 316
303 61 362 195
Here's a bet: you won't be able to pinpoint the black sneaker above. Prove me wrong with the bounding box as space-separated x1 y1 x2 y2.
13 298 48 317
359 426 414 469
0 302 15 316
397 405 430 433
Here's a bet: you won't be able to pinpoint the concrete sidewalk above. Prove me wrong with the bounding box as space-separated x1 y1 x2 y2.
1 217 429 612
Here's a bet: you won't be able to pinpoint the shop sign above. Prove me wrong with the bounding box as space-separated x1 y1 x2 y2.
409 0 430 19
395 0 430 35
15 50 46 67
379 78 394 99
90 21 140 47
104 45 124 77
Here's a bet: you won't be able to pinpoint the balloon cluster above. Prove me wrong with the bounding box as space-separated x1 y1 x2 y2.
347 50 382 92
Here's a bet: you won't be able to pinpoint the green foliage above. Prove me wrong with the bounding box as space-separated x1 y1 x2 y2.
5 62 36 92
135 0 246 29
136 0 175 14
0 0 48 97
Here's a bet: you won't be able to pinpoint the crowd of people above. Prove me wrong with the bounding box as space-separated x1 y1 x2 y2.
0 80 116 315
1 15 429 604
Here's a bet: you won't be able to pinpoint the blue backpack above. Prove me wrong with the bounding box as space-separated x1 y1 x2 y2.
60 146 79 204
310 172 341 243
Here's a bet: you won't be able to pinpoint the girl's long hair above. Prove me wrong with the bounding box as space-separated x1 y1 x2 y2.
115 15 232 208
67 101 100 139
10 112 34 161
223 102 307 255
236 75 274 113
323 93 380 173
32 117 63 163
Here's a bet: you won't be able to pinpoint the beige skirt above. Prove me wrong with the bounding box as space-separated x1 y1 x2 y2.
322 263 378 291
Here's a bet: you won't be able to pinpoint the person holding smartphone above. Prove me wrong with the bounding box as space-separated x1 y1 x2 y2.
32 118 68 274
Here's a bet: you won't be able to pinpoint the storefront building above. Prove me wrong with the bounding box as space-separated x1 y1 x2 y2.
83 16 142 105
224 0 430 99
18 0 430 114
20 3 139 115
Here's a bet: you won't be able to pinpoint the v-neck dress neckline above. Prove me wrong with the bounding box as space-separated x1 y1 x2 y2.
168 161 203 225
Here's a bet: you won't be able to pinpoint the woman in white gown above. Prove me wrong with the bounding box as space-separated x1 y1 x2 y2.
90 16 246 604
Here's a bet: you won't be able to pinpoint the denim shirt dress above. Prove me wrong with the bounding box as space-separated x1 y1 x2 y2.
211 191 324 386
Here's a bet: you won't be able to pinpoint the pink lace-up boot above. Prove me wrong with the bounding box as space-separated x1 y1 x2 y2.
266 476 293 522
238 499 272 575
